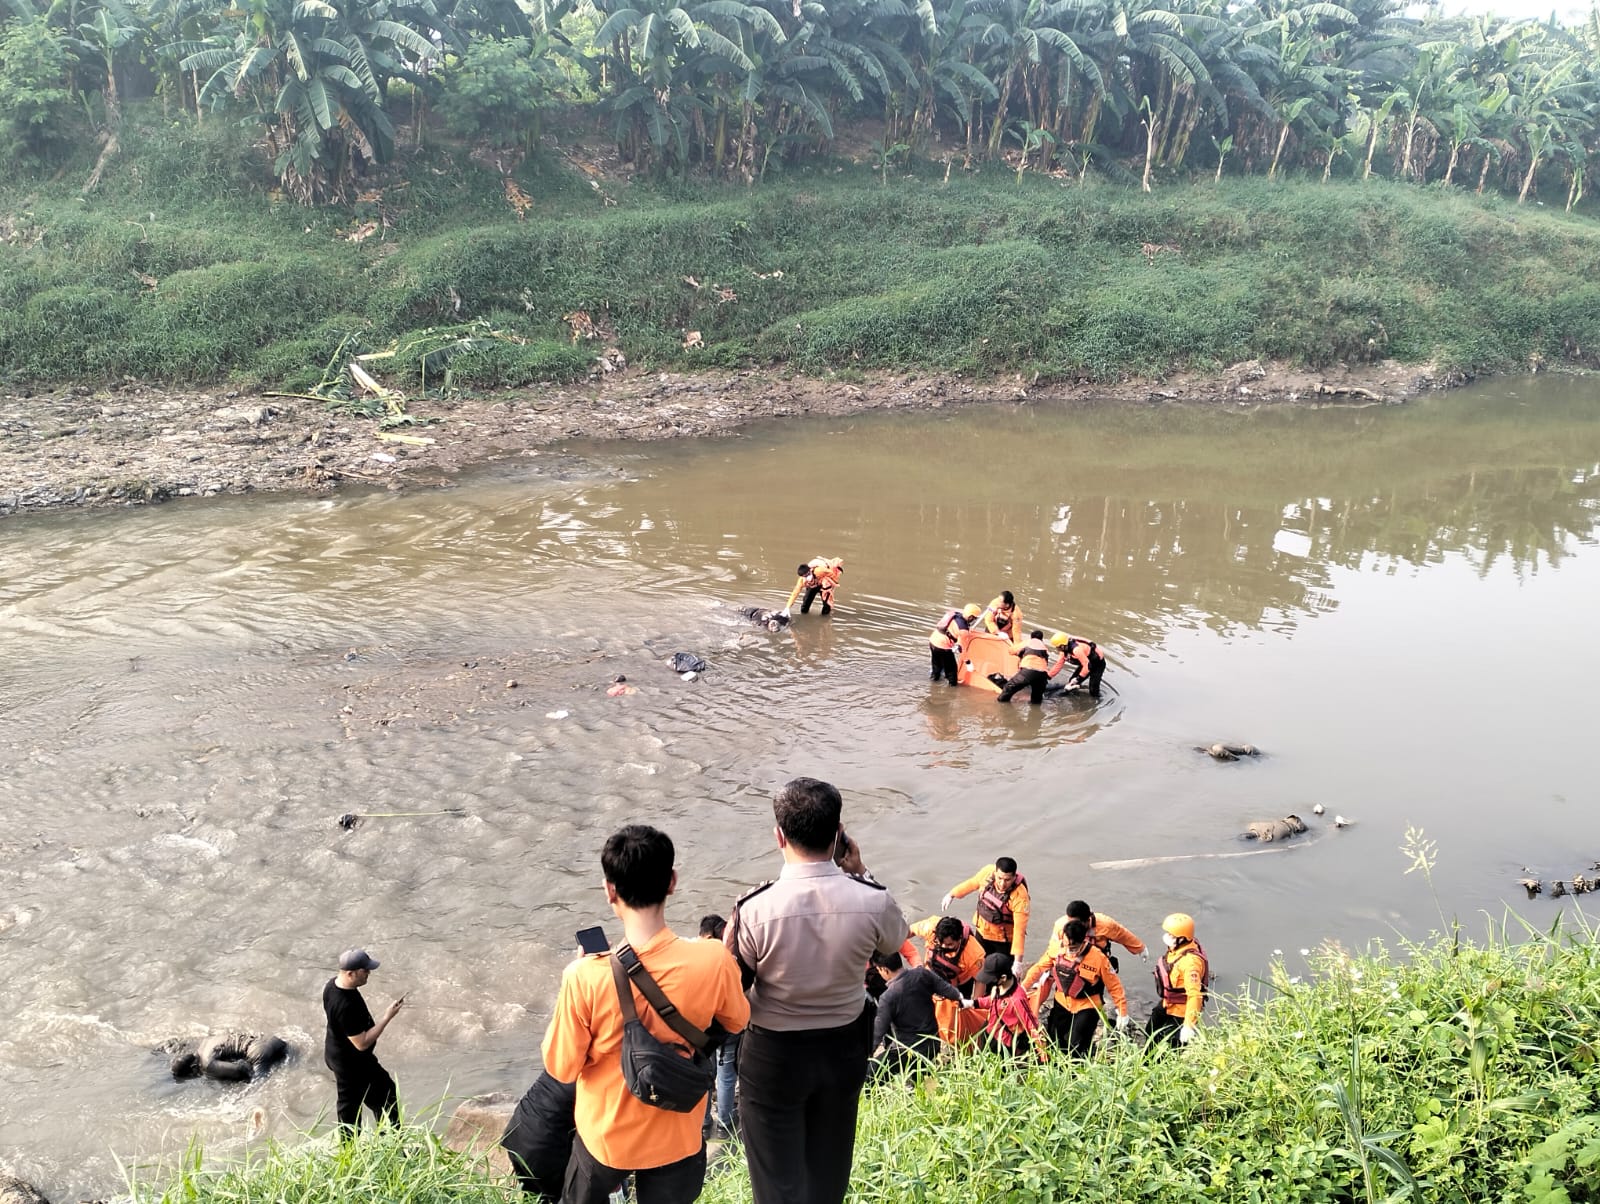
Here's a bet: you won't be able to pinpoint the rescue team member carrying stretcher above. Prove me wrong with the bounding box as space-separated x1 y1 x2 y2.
1045 900 1147 973
941 858 1031 964
909 915 988 1047
785 558 844 616
1048 632 1107 699
995 631 1055 704
928 603 981 685
980 590 1022 644
967 953 1047 1062
1022 919 1132 1057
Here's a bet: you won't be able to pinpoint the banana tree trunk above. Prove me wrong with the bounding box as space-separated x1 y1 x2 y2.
1268 122 1289 179
1476 151 1491 195
988 65 1016 159
1518 151 1540 204
1442 142 1459 187
1322 148 1334 182
1401 108 1418 178
1566 163 1583 211
1141 113 1156 192
1363 115 1380 179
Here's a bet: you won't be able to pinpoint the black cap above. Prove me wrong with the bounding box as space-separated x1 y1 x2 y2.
975 951 1012 984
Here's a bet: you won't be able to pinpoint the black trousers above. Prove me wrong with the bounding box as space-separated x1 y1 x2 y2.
738 1010 871 1204
975 934 1010 959
329 1059 399 1133
800 586 832 614
997 667 1048 704
1044 1003 1101 1057
1148 1005 1184 1047
562 1134 705 1204
1083 652 1106 698
929 645 959 683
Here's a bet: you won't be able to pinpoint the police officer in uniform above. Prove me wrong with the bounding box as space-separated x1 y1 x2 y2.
725 777 908 1204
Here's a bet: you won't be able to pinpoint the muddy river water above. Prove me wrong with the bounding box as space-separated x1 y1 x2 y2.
4 378 1600 1199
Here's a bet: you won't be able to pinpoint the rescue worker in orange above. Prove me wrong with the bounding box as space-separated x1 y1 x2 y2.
995 631 1054 705
785 557 844 616
1047 900 1146 972
979 591 1022 644
1150 912 1209 1047
1022 918 1131 1057
967 953 1047 1062
1047 632 1108 700
928 603 981 685
940 857 1031 965
909 915 987 1047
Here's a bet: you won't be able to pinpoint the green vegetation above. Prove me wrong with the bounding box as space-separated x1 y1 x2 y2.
129 900 1600 1203
8 115 1600 392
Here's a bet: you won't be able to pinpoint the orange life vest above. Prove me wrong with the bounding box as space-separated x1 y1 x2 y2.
1154 941 1210 1011
975 873 1026 935
1017 638 1050 670
928 609 964 650
807 558 843 589
928 923 973 984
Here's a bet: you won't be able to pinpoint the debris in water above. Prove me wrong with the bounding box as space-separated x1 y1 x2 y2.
1197 742 1261 761
506 679 519 689
1333 815 1351 828
338 813 359 830
670 652 708 674
338 808 466 830
1553 880 1569 898
546 710 569 720
1312 804 1325 816
1519 878 1542 899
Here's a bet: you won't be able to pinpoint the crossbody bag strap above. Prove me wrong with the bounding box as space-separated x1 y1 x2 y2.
609 955 641 1024
613 944 709 1051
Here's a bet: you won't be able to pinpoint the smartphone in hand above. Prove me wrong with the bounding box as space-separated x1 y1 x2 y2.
576 926 609 955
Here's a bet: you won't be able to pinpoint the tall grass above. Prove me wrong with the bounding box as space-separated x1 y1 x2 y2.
9 113 1600 390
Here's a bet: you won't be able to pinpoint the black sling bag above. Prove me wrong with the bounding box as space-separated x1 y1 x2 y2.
609 943 716 1113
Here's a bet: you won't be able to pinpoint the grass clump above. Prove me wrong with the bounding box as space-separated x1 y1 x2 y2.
132 1120 519 1204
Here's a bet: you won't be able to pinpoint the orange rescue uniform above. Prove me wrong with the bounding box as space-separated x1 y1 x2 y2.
980 595 1023 644
1044 911 1146 963
785 557 844 610
947 864 1032 958
1023 938 1128 1018
1155 942 1208 1029
542 928 749 1171
909 915 987 1046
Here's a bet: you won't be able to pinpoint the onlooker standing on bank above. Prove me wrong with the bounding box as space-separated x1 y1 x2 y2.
726 777 909 1204
542 825 749 1204
698 913 740 1135
322 947 403 1135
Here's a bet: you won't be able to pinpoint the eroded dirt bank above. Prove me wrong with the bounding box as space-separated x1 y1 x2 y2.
0 360 1447 516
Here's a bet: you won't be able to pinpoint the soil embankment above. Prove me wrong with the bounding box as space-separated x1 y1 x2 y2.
0 359 1441 515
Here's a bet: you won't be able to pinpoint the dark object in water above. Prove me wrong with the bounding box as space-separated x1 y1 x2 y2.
162 1032 291 1082
1243 815 1308 842
1519 878 1542 899
738 607 791 632
338 812 359 830
1197 742 1261 761
1552 880 1569 898
671 652 709 674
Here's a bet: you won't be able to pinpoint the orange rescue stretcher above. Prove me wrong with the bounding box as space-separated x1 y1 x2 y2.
954 629 1022 694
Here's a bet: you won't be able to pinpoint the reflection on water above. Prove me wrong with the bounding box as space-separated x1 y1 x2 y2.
3 378 1600 1200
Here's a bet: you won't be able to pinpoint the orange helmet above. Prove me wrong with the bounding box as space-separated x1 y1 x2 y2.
1162 913 1195 941
962 603 982 619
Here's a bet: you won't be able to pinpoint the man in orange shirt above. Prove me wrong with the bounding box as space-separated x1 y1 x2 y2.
940 857 1031 964
542 825 749 1204
1043 900 1147 972
1022 918 1132 1057
909 914 988 1046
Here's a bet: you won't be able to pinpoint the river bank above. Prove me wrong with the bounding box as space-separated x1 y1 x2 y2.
0 358 1443 516
79 922 1600 1204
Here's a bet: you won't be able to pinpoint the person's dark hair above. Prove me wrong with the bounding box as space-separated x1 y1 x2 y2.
1029 630 1044 640
1000 590 1014 606
1064 919 1088 944
773 777 842 855
995 856 1018 874
1065 900 1092 921
601 825 675 909
935 916 965 944
699 914 727 940
871 950 903 972
797 562 811 576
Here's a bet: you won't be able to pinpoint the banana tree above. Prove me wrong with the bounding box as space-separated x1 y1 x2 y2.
71 0 139 122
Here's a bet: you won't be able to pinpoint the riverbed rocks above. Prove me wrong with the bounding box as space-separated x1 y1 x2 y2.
0 1175 49 1204
442 1093 516 1177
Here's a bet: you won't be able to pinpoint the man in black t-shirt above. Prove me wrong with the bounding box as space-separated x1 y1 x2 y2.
323 947 403 1134
869 950 970 1074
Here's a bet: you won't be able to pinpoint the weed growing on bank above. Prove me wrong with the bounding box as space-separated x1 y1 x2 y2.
9 116 1600 392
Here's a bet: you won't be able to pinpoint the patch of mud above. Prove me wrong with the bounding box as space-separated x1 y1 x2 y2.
0 360 1450 517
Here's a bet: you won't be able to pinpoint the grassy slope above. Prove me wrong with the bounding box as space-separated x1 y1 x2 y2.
6 114 1600 392
133 920 1600 1204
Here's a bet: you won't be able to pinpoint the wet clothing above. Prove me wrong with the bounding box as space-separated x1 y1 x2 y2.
323 978 398 1131
928 611 971 684
970 984 1044 1060
997 637 1051 703
727 859 907 1204
501 1071 577 1200
1048 636 1106 699
871 967 963 1062
947 865 1031 958
541 929 749 1174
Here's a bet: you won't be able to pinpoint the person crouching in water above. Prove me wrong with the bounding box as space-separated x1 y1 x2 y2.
928 603 981 684
967 953 1046 1062
1047 632 1107 699
786 558 844 616
996 631 1053 704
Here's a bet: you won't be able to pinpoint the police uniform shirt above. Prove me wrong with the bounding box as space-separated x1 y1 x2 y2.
732 860 909 1031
